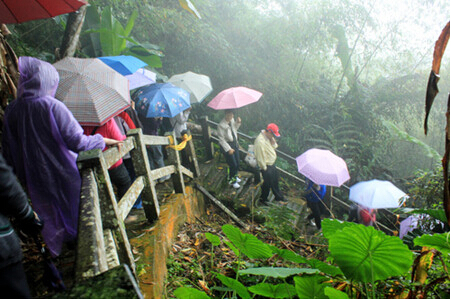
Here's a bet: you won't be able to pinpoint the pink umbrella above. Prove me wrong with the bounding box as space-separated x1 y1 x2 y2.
207 86 262 110
296 148 350 187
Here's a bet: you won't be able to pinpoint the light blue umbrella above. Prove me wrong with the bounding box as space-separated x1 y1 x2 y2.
133 83 191 118
98 55 147 75
349 179 408 209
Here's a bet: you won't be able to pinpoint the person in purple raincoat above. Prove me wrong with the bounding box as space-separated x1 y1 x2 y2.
2 56 122 257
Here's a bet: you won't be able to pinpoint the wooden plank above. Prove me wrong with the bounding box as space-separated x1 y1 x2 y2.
149 165 176 182
103 230 120 269
166 133 185 194
75 168 108 280
200 116 214 160
103 137 135 169
180 165 194 178
127 129 160 222
142 134 171 146
195 183 248 229
117 176 145 221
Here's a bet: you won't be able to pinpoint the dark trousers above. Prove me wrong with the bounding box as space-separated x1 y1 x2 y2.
260 165 284 202
0 261 31 298
109 163 132 200
307 201 324 229
223 144 240 181
177 138 191 170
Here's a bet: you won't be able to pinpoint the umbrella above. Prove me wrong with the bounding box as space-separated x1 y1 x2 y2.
53 57 130 126
0 0 87 24
98 55 147 75
349 179 408 209
296 148 350 187
133 83 191 118
207 86 262 110
168 71 213 103
126 68 157 90
399 215 421 239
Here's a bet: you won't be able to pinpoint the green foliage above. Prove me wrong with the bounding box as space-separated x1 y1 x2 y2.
221 224 273 259
293 274 329 299
324 286 349 299
260 203 297 240
205 232 221 246
248 282 297 299
324 219 413 283
414 233 450 259
213 272 251 299
407 166 445 209
238 267 318 278
173 287 210 299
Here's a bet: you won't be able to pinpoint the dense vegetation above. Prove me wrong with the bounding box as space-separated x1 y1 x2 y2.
4 0 449 298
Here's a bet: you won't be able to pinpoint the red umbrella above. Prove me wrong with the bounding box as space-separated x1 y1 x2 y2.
0 0 87 24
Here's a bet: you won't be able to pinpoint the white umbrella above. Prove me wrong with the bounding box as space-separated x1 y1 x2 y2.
349 180 408 209
168 71 212 103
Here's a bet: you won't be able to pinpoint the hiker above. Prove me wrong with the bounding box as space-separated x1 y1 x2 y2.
253 123 286 205
305 180 327 230
347 203 359 223
0 153 42 298
170 107 192 169
2 56 121 257
83 118 132 200
360 206 377 226
217 109 242 189
139 116 171 183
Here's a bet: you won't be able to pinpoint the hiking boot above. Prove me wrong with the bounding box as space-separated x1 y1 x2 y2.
231 182 240 189
235 176 242 183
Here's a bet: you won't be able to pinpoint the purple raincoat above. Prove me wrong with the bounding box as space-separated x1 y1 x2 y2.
2 57 105 257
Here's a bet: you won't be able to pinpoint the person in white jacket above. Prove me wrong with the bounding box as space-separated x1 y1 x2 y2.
217 110 242 188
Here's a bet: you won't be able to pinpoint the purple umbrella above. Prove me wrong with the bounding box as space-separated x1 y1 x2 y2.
126 68 156 90
399 215 421 239
296 148 350 187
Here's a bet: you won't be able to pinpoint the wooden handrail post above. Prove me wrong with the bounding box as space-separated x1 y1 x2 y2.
200 116 214 160
76 149 135 278
186 129 200 177
165 132 185 194
126 128 160 222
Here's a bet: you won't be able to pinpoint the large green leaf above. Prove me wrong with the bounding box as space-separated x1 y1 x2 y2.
239 267 318 278
99 7 115 56
294 275 329 299
269 245 308 264
83 5 102 57
173 287 210 299
205 232 221 246
213 272 251 299
307 259 343 277
328 223 413 282
248 283 296 299
324 287 349 299
414 233 450 257
321 219 355 240
222 224 272 259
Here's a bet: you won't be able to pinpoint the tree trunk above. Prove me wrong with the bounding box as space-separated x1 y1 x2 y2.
56 5 88 61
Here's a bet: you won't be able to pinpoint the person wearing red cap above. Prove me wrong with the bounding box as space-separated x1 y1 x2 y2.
253 123 286 205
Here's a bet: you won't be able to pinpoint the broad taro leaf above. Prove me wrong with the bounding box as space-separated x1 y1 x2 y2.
321 219 355 240
307 259 343 277
324 286 349 299
294 275 329 299
205 232 221 246
269 245 308 264
414 233 450 257
222 224 272 259
213 272 250 299
328 224 413 282
173 287 210 299
248 283 296 299
239 267 318 278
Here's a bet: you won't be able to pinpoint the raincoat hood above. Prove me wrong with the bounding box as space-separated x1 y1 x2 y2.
17 56 59 99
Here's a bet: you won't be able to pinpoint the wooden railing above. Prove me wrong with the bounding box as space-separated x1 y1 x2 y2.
75 128 199 281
